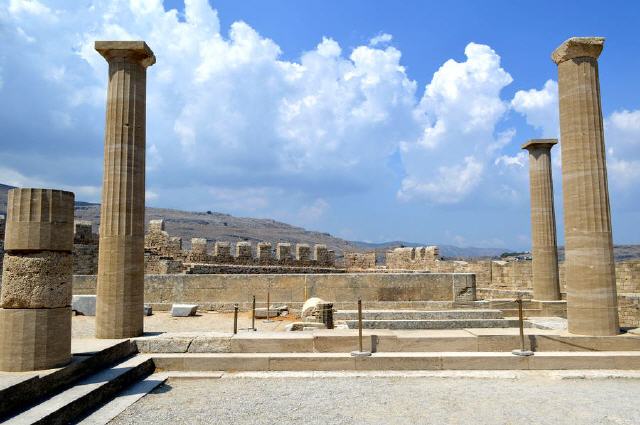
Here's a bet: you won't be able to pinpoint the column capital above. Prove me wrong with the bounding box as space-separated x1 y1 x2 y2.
521 138 558 151
551 37 604 65
95 41 156 68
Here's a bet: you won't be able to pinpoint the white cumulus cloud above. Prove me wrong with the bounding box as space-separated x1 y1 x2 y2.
511 79 558 137
399 42 514 203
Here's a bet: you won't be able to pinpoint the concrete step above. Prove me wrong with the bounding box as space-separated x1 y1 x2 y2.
0 340 136 420
78 372 167 425
345 319 519 330
6 355 155 425
335 309 504 321
150 351 640 371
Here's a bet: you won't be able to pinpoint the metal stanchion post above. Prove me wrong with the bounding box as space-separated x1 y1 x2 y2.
351 298 371 357
251 295 257 331
512 295 533 356
263 291 273 323
233 304 238 335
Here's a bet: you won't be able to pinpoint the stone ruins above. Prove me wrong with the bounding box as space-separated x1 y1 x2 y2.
1 37 639 413
0 189 75 371
94 41 155 339
142 219 338 274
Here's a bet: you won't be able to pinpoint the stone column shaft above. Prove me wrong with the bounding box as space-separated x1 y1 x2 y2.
552 37 619 335
95 41 155 339
522 140 561 301
0 188 74 371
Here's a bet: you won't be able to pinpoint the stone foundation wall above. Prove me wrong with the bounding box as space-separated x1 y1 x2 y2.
73 272 477 307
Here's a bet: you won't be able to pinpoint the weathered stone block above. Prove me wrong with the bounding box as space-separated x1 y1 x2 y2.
4 188 75 252
72 294 96 316
187 238 208 263
171 303 198 317
214 241 232 260
344 252 376 270
296 244 311 262
148 219 165 233
257 242 272 263
0 307 72 371
276 243 291 262
235 241 253 263
1 251 73 309
74 221 96 244
144 304 153 316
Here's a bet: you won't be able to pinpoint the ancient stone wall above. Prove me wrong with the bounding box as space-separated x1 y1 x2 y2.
72 221 99 275
344 252 376 270
73 271 477 309
385 246 440 270
139 219 339 273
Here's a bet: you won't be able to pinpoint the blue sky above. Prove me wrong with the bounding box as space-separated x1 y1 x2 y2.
0 0 639 249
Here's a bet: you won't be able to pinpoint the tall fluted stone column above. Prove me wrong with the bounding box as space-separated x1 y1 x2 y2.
522 139 561 301
95 41 155 338
552 37 619 335
0 188 75 371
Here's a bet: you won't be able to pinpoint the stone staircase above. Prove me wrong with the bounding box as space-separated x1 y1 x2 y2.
0 340 159 424
335 309 519 330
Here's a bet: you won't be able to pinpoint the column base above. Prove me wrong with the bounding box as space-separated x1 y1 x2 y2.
0 307 72 372
567 306 620 336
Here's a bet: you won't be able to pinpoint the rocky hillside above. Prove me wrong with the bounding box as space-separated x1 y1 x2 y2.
2 183 639 260
74 203 360 255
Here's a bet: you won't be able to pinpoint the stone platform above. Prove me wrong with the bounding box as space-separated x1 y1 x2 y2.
132 327 640 354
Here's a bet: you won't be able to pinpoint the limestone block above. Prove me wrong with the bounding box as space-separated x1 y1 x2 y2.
314 244 332 266
4 188 75 252
72 295 97 316
214 241 232 260
1 251 72 309
276 243 291 261
344 252 376 270
74 221 96 244
296 244 311 262
148 219 165 232
0 307 71 371
235 241 253 263
301 297 326 319
551 36 604 64
188 238 208 263
171 303 198 317
167 237 182 257
257 242 272 263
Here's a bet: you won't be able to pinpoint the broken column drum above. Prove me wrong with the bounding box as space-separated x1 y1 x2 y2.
95 41 156 339
522 139 561 301
552 37 619 335
0 188 75 371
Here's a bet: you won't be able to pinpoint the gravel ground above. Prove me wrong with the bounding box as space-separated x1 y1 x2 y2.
72 311 294 338
110 374 640 425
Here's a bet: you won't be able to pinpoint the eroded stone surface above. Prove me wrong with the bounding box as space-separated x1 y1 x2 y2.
1 251 72 308
551 37 604 64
